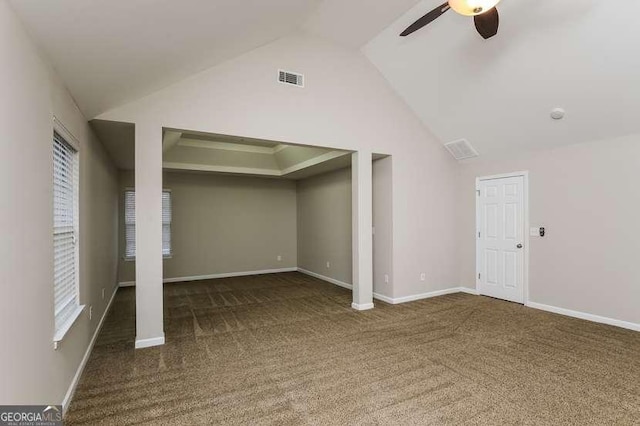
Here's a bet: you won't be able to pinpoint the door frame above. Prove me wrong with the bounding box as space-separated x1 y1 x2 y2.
475 171 530 304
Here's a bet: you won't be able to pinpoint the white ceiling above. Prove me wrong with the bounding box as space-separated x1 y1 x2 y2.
301 0 421 49
9 0 420 118
364 0 640 158
12 0 640 159
9 0 322 118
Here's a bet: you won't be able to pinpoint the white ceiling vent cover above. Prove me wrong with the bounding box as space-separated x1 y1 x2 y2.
444 139 479 160
278 69 304 87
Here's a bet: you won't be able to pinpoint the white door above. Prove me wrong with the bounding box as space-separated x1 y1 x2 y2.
476 175 525 303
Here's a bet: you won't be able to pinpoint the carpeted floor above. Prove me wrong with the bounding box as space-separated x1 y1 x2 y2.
65 272 640 425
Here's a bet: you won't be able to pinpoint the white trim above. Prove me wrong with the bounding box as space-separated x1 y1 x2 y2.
351 302 374 311
381 288 466 305
476 171 530 304
372 292 394 304
296 268 476 305
280 151 350 176
526 302 640 332
296 268 353 290
162 268 297 283
134 335 165 349
458 287 480 295
178 138 278 154
119 267 298 286
61 285 118 414
272 144 289 153
53 305 85 346
296 269 401 304
162 162 281 176
53 116 80 151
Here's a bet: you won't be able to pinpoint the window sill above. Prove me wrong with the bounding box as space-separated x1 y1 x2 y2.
123 255 172 261
53 304 85 349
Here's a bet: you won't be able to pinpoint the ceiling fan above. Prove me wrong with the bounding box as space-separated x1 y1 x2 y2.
400 0 501 40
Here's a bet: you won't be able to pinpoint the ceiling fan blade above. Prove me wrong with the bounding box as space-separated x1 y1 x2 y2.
400 2 451 37
474 7 499 39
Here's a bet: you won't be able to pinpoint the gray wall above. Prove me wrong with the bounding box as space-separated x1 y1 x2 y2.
373 157 393 298
0 1 119 406
297 167 352 284
118 171 297 282
457 133 640 325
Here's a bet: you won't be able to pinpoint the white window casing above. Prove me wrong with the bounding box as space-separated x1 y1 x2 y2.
53 124 84 345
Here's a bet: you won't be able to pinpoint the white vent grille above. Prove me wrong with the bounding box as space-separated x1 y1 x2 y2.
278 69 304 87
444 139 479 160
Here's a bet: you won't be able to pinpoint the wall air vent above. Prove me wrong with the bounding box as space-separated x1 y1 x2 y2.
278 69 304 87
444 139 479 160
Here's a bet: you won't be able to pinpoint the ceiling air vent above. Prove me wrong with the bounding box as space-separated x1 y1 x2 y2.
278 69 304 87
444 139 479 160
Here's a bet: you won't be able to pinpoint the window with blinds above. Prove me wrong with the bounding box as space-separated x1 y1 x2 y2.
53 131 80 335
124 190 172 258
162 191 172 257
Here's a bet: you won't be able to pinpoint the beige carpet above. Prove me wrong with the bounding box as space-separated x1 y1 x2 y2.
65 272 640 425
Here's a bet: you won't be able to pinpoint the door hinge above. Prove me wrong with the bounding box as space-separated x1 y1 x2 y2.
477 231 481 238
476 189 480 196
478 273 481 280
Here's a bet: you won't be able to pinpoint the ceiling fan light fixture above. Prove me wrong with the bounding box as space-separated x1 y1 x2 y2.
448 0 501 16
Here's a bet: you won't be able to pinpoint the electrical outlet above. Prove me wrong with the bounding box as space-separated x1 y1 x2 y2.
89 306 93 320
277 255 282 261
384 274 389 283
326 261 330 269
420 273 426 281
102 288 105 299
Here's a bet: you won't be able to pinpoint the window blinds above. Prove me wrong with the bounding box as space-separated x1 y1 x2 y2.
162 191 172 257
124 190 171 258
124 190 136 258
53 132 79 332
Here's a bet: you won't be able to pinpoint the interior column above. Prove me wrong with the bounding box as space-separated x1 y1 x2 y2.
351 150 374 310
134 122 165 348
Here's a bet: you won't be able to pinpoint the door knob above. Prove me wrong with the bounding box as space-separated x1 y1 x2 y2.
516 244 523 249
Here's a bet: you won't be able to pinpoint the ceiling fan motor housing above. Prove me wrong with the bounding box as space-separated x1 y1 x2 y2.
448 0 501 16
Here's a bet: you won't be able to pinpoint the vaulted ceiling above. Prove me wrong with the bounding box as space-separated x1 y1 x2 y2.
9 0 420 118
10 0 640 159
364 0 640 158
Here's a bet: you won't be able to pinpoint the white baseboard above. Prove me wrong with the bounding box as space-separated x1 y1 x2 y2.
458 287 479 295
134 335 166 349
62 284 118 414
526 301 640 332
296 268 353 290
383 287 466 304
119 267 298 287
352 302 375 311
297 269 469 306
372 292 394 304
